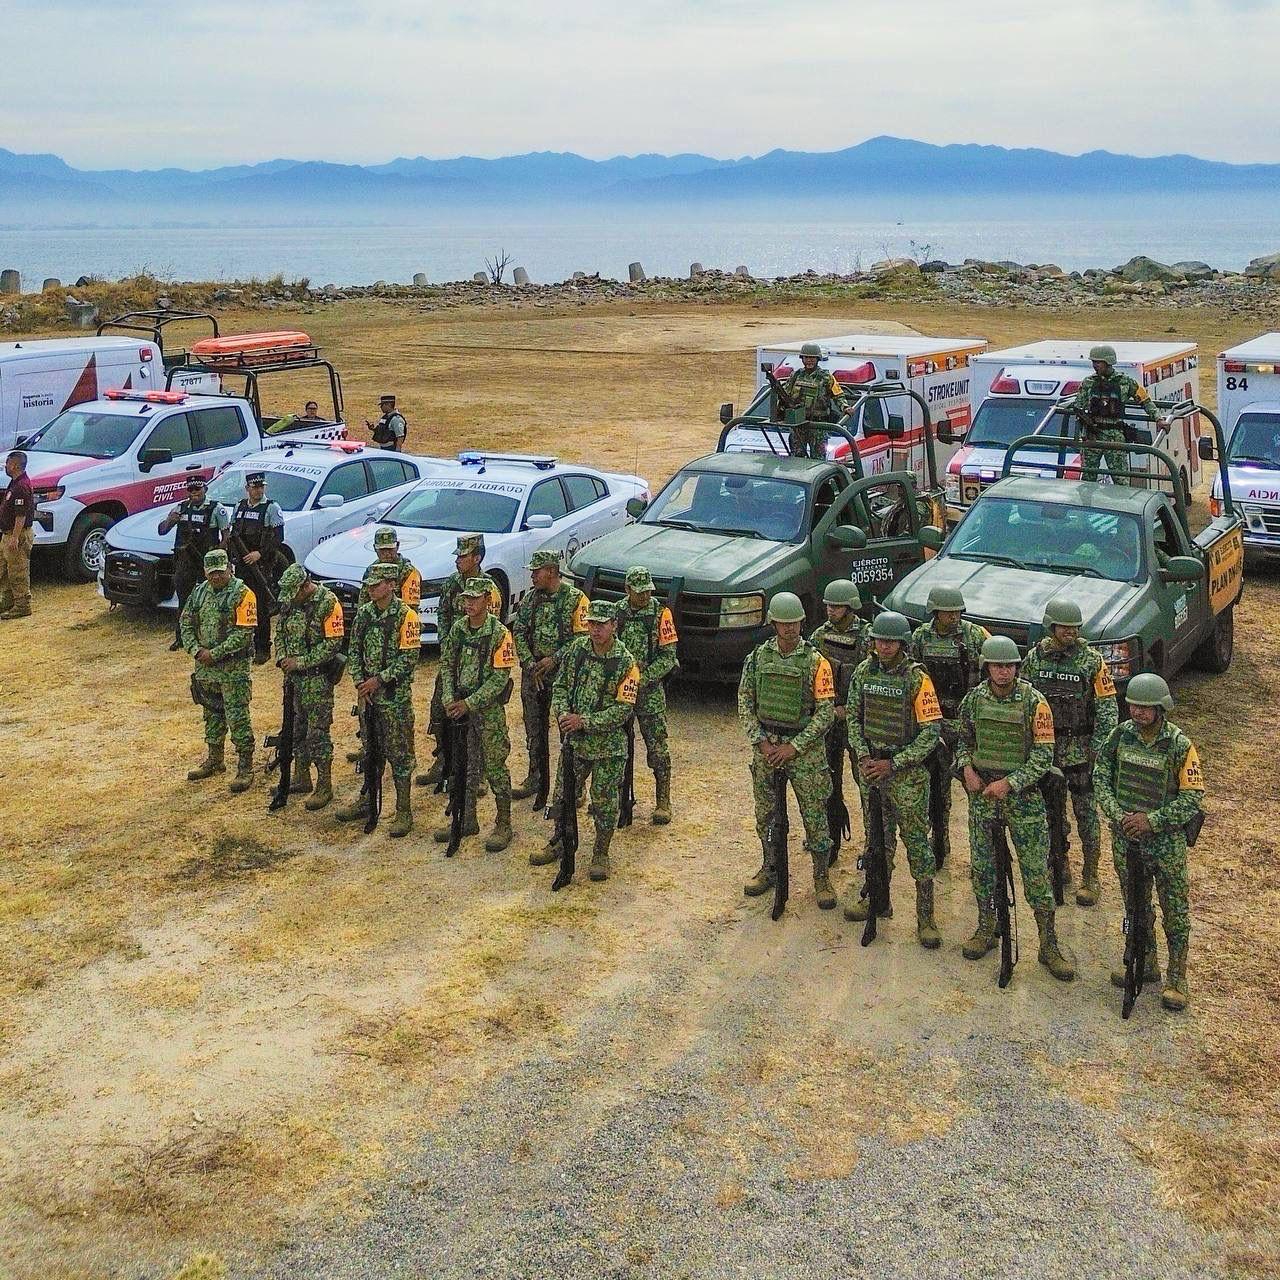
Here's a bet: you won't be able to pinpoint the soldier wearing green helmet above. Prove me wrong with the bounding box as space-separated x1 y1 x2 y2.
846 610 945 947
910 584 990 869
1093 672 1204 1011
738 591 838 908
955 634 1074 981
1070 343 1166 486
780 342 853 459
1020 598 1119 906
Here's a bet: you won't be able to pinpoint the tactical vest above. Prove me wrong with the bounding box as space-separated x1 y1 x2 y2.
232 499 273 553
973 695 1031 776
1086 378 1125 424
618 604 658 667
356 602 408 692
371 412 406 446
564 641 631 715
1114 737 1177 813
859 664 914 750
528 588 576 657
815 625 862 702
190 580 246 651
279 590 346 684
755 644 816 732
174 500 219 557
916 628 972 718
1027 657 1093 740
451 620 509 702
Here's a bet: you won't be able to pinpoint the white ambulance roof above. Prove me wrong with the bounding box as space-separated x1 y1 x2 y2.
1220 334 1280 362
978 340 1195 366
0 336 150 359
767 334 984 357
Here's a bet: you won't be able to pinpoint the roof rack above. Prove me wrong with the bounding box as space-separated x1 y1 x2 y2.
97 309 220 354
458 451 557 470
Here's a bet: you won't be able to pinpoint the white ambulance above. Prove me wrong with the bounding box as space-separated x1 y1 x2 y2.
724 333 987 486
1210 334 1280 556
948 340 1202 518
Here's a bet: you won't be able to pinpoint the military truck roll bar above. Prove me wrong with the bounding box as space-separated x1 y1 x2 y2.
165 347 345 426
97 309 220 363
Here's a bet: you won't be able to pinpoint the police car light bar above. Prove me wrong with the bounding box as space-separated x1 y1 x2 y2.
458 451 557 469
103 388 189 403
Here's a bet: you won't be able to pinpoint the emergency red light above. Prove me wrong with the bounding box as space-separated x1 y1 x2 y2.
1062 380 1082 395
144 390 189 403
139 346 154 362
991 375 1021 394
833 362 876 385
772 364 794 380
331 440 364 452
1223 360 1246 373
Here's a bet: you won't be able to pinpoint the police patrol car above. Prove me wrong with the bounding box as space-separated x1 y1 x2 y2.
100 440 433 609
302 451 649 643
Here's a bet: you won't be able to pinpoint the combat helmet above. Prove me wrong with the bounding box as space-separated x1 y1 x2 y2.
869 611 912 642
926 585 966 613
767 591 806 623
799 341 823 359
980 634 1022 666
1043 599 1084 628
822 579 862 607
1124 672 1173 711
1089 344 1118 367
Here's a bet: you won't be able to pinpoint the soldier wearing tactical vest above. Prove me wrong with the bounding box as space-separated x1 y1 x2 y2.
1020 599 1118 906
159 474 228 650
846 611 945 947
1094 673 1203 1011
229 471 286 663
954 636 1074 981
433 575 517 852
910 585 989 867
738 592 838 907
782 342 852 459
616 565 679 824
1071 344 1167 486
358 526 423 609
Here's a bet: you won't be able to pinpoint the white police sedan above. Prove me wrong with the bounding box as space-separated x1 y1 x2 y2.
100 441 436 609
302 451 649 643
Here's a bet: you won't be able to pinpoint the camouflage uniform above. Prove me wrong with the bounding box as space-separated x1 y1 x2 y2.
781 366 850 459
274 568 345 776
357 554 422 608
1071 369 1158 486
738 637 837 878
347 591 420 784
954 680 1057 911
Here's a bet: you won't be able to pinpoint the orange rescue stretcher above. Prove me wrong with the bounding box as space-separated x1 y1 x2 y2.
188 331 316 370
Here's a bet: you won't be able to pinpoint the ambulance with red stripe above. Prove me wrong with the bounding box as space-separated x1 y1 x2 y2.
948 340 1201 519
725 334 985 484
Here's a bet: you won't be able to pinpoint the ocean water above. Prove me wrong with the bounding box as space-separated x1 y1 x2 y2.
4 198 1280 287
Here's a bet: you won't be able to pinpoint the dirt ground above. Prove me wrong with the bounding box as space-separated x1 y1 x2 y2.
1 297 1277 1279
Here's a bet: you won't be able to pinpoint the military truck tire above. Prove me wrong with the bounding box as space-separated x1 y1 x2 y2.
1192 606 1233 674
65 512 115 582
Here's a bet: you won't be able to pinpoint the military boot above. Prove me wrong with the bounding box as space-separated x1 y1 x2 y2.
0 604 32 620
335 791 371 822
187 742 225 782
842 881 893 922
484 788 513 853
962 906 998 960
289 760 314 795
432 788 480 842
415 754 445 788
304 761 333 811
1109 940 1160 988
916 879 941 950
652 767 672 826
1035 910 1075 982
1161 942 1189 1011
346 748 362 764
529 834 560 867
813 854 836 910
1076 843 1102 907
228 750 254 794
589 830 613 882
388 776 413 838
511 772 541 801
0 592 12 615
743 843 775 897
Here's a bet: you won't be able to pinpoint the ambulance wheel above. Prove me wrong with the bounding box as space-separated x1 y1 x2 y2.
65 512 114 582
1192 606 1233 674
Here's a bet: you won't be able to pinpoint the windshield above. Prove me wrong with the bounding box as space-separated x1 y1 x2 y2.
386 485 518 534
207 469 316 513
946 497 1143 582
27 409 142 459
968 398 1054 449
644 468 808 542
1227 413 1280 467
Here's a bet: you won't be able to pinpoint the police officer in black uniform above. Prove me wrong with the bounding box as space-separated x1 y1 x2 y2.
367 394 407 451
229 471 286 662
158 474 228 650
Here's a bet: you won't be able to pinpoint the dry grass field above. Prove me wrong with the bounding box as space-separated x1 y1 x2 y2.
1 295 1277 1278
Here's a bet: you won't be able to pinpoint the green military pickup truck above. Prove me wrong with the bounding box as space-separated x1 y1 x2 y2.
884 403 1245 689
566 386 952 681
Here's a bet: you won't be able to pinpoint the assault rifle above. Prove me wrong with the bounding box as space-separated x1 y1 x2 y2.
619 720 636 829
1120 836 1153 1019
859 750 893 946
358 693 388 835
988 813 1017 988
550 735 579 892
927 745 949 872
443 713 470 857
228 531 278 615
265 675 296 811
530 672 553 813
825 725 850 869
1041 766 1070 906
769 764 790 921
762 365 797 418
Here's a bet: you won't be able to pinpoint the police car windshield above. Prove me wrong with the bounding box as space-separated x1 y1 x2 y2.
644 468 807 543
968 399 1053 448
1227 413 1280 467
947 497 1143 582
207 469 316 512
27 409 143 459
385 485 518 534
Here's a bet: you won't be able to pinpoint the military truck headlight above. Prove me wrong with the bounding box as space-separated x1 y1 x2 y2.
1097 637 1140 682
719 593 764 629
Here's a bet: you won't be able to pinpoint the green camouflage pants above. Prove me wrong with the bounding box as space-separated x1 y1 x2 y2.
864 763 935 882
195 668 254 754
1066 771 1102 859
750 744 832 867
467 705 511 800
1111 828 1190 950
1081 428 1129 486
637 710 671 773
967 787 1054 912
552 753 625 838
368 691 415 784
289 674 334 766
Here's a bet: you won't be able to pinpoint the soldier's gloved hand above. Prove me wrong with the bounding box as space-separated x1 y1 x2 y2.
1120 811 1153 838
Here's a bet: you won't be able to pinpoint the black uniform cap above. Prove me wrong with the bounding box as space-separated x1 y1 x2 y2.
245 472 267 485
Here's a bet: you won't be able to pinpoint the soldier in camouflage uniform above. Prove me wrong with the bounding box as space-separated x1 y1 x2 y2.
274 563 346 811
910 585 989 870
433 575 517 852
955 635 1074 981
615 565 679 824
358 526 423 608
511 548 589 801
181 548 258 792
1071 344 1166 486
1020 598 1118 905
739 591 837 909
1094 673 1203 1011
847 611 945 947
532 599 639 882
336 562 420 836
781 341 853 459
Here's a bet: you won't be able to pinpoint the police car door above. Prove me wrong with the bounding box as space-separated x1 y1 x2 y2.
520 476 575 569
814 473 924 604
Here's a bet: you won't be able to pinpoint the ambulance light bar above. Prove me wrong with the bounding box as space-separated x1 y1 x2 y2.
1223 359 1276 374
991 375 1021 394
103 389 189 404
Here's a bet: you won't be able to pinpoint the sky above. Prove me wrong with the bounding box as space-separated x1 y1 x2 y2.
4 0 1280 169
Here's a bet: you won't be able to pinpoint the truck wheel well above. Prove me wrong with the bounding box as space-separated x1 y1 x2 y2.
78 501 129 524
1148 640 1165 676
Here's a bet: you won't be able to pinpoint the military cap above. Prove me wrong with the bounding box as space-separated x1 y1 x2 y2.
1125 672 1173 711
278 563 308 603
980 634 1022 665
767 591 806 623
373 526 400 549
823 579 862 607
186 474 207 490
1043 599 1084 628
625 566 656 592
203 548 230 572
869 611 912 641
926 585 966 612
380 393 396 403
585 599 616 623
455 533 486 558
245 471 266 486
365 562 403 585
527 548 562 571
461 574 497 598
1089 344 1118 366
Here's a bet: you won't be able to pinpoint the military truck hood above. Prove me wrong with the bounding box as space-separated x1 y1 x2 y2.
570 522 792 590
886 558 1143 637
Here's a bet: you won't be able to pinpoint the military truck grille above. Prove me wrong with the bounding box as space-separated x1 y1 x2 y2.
969 618 1032 653
585 568 726 633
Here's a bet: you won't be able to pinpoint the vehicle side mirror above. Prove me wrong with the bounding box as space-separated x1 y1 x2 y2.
935 423 960 444
625 496 648 519
759 361 774 375
317 493 344 509
886 414 905 440
13 434 29 450
1160 555 1203 583
139 447 173 472
525 514 554 530
1197 436 1216 462
719 402 734 425
918 525 945 552
826 524 868 550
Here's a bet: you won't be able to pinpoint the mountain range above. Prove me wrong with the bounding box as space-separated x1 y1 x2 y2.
3 136 1278 223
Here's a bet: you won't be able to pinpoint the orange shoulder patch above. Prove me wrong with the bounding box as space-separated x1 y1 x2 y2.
657 606 678 646
571 593 589 634
1033 698 1056 744
913 674 943 723
1094 662 1116 698
617 663 640 705
234 589 257 629
323 600 345 639
493 626 516 670
398 608 421 651
1179 743 1205 791
401 569 422 607
813 656 835 700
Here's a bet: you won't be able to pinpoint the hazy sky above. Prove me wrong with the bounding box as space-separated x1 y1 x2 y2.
6 0 1279 168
